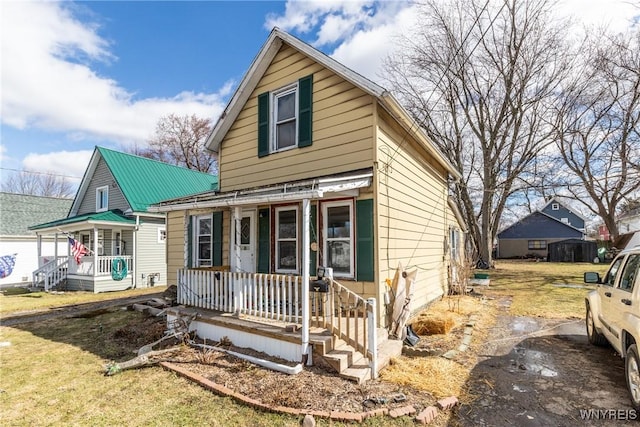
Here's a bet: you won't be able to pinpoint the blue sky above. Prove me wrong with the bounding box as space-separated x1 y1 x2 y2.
1 0 639 190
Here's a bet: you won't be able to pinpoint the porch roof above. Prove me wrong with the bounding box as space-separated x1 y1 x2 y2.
149 170 373 212
29 209 136 233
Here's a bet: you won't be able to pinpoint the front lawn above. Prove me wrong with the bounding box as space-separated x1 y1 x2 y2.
484 260 609 318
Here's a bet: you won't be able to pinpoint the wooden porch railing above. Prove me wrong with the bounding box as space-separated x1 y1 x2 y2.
33 256 69 291
177 269 304 322
314 279 378 378
177 269 378 379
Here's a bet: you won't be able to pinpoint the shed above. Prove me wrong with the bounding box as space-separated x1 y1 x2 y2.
547 239 597 263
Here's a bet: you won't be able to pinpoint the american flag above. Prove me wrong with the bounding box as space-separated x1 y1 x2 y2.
69 237 90 264
0 253 17 278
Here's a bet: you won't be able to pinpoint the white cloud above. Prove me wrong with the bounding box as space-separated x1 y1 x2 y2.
0 1 226 148
267 0 639 87
22 150 94 186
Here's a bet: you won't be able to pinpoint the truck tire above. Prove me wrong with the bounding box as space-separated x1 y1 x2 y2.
586 303 607 346
625 344 640 410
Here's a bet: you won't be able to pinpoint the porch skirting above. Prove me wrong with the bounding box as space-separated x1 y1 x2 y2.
167 307 323 363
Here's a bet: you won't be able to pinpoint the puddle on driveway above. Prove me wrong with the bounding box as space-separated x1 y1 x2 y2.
512 345 559 377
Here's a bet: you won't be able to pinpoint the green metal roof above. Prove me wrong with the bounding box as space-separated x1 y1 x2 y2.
1 192 72 235
29 210 135 231
97 147 219 212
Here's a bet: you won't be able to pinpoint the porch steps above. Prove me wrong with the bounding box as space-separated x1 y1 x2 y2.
318 328 403 384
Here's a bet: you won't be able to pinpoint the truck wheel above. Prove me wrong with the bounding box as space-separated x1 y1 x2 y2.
626 344 640 410
586 303 607 346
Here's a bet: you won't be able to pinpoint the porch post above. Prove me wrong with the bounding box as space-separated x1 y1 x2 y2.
233 207 242 315
93 227 98 277
36 233 42 260
301 198 311 365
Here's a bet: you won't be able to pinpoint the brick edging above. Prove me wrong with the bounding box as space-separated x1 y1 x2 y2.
159 361 457 424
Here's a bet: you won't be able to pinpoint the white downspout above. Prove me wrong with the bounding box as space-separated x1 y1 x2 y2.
301 198 311 365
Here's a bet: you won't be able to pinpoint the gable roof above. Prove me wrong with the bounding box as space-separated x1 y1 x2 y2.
541 197 588 222
0 192 72 236
206 27 461 181
70 147 219 215
497 211 584 239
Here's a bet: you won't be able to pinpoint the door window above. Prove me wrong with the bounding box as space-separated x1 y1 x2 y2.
618 254 640 292
603 256 624 286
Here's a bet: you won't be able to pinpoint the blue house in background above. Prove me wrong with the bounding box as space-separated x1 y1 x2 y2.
497 198 587 259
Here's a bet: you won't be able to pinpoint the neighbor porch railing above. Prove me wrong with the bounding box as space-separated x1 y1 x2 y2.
177 268 378 378
68 255 133 277
32 256 69 291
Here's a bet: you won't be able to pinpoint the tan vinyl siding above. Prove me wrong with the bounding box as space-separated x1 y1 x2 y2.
77 158 129 214
219 44 375 191
497 238 559 259
165 209 230 285
166 210 185 285
376 109 450 314
135 219 167 287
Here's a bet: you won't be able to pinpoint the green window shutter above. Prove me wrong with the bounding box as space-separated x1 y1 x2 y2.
298 75 313 148
258 92 270 157
356 199 374 282
309 204 317 275
257 208 270 273
187 216 193 268
212 212 223 266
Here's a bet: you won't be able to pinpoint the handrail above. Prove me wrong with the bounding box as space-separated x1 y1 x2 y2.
321 279 376 377
32 256 69 291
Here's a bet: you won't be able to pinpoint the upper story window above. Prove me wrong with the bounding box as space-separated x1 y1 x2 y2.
158 228 167 244
258 75 313 158
96 186 108 212
272 85 298 151
323 200 354 278
551 203 559 210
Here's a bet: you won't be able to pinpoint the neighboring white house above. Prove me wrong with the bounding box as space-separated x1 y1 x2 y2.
618 208 640 235
0 192 72 287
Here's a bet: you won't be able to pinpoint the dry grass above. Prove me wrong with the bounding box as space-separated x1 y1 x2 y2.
485 260 609 318
0 286 163 315
382 293 497 406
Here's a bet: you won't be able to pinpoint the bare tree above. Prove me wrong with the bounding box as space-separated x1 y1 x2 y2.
1 170 74 198
383 0 572 266
554 29 640 240
138 114 217 173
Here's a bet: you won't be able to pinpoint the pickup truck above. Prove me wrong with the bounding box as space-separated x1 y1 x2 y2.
584 245 640 409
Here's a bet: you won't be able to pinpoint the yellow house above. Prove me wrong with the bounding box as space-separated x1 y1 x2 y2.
150 28 465 383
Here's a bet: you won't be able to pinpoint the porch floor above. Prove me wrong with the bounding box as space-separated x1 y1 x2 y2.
166 305 335 353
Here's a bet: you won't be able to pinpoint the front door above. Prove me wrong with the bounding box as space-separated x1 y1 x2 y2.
236 210 256 273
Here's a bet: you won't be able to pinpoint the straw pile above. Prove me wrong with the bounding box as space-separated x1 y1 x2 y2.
381 356 470 398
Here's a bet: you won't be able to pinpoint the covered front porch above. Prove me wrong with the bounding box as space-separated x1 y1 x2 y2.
171 268 397 383
29 210 138 292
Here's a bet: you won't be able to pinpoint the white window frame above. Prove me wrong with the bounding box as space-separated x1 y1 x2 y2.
322 200 355 279
551 203 559 210
271 83 298 153
158 227 167 244
275 206 298 273
96 185 109 212
113 230 122 255
195 215 212 267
